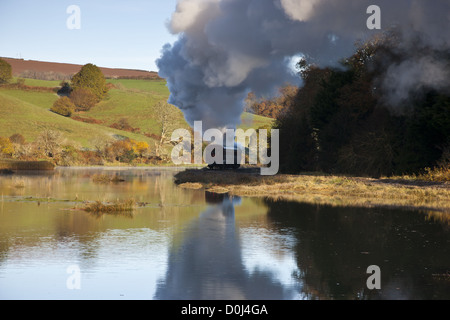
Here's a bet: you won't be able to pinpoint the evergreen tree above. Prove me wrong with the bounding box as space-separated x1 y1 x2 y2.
71 63 108 101
0 58 12 84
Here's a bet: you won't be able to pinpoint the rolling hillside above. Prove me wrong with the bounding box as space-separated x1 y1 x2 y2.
0 90 156 148
0 77 274 151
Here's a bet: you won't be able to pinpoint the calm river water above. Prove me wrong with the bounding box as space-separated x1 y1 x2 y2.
0 168 449 300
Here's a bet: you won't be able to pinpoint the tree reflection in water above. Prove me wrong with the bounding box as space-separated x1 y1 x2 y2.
263 199 450 300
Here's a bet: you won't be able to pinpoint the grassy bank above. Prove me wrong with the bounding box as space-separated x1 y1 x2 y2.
0 159 55 171
174 169 450 213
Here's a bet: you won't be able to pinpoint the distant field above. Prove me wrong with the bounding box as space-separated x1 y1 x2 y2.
2 57 160 79
107 79 169 95
12 77 61 88
0 77 274 149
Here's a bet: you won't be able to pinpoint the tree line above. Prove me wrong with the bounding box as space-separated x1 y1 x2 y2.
274 32 450 178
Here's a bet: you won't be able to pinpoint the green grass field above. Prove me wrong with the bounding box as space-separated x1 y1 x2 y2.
0 78 274 149
0 88 59 109
0 91 156 147
85 85 186 136
12 77 62 88
107 78 169 95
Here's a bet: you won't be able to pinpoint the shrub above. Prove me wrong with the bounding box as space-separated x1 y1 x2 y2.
71 63 108 101
59 145 81 166
80 150 104 165
35 129 65 158
51 97 75 117
0 137 14 157
69 88 97 111
82 199 136 214
16 78 26 87
12 143 33 161
57 82 72 96
131 140 150 157
71 115 104 124
105 139 136 163
9 133 26 145
418 165 450 182
109 118 140 133
0 58 12 84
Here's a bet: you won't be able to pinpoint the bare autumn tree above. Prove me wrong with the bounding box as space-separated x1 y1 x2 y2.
35 129 65 158
154 101 180 158
245 84 298 119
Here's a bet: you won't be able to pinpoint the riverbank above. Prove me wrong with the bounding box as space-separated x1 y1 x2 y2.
0 161 203 173
174 168 450 213
0 159 55 171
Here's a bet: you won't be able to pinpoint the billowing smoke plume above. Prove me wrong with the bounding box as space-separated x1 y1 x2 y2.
381 55 450 109
157 0 450 130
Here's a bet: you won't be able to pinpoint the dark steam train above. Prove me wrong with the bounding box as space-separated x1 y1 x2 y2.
206 142 243 170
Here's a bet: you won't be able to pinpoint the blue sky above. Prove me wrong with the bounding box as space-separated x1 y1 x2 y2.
0 0 178 71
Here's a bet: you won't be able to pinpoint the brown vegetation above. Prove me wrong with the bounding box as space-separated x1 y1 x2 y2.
92 173 125 184
0 81 57 93
245 85 298 119
174 169 450 213
0 128 155 167
109 118 140 133
1 57 161 80
71 115 104 124
0 159 55 170
69 87 98 111
51 97 75 117
82 199 137 214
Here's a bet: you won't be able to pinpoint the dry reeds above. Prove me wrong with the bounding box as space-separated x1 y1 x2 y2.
82 198 136 214
174 169 450 213
92 174 126 184
417 166 450 182
12 178 26 189
0 160 55 171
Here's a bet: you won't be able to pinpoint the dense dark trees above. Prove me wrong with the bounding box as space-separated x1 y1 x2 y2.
275 35 450 177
